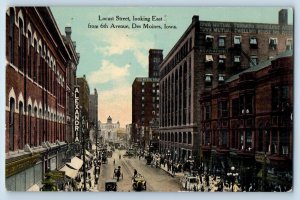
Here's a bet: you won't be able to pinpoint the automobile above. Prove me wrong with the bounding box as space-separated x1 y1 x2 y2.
105 179 117 191
181 174 200 191
132 174 147 191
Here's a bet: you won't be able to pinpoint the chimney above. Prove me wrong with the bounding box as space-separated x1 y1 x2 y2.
65 27 72 40
279 9 288 25
192 15 199 23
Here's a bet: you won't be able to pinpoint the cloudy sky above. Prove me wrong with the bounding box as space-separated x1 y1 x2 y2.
51 7 293 127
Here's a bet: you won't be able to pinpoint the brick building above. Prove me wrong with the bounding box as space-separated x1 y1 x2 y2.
64 27 80 143
199 50 293 191
76 75 90 142
89 88 98 127
132 49 162 150
89 88 99 142
76 75 90 120
149 49 163 78
158 10 293 164
5 7 79 191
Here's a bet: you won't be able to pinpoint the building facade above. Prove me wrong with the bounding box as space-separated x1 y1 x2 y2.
5 7 77 191
99 116 120 143
89 88 98 127
132 77 160 149
89 88 98 142
64 27 80 144
149 49 163 78
132 49 162 150
199 51 293 191
158 10 293 164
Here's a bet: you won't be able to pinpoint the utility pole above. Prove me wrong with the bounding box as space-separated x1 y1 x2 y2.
96 120 98 159
82 116 87 191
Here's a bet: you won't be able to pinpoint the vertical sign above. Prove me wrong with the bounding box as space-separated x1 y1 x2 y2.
74 86 80 142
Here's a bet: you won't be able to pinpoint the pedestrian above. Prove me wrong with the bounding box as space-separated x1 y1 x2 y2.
89 180 92 188
95 174 99 185
205 174 209 187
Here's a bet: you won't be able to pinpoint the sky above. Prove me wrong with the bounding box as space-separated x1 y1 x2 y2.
50 7 293 127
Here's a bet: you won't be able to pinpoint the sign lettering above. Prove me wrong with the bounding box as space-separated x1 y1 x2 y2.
74 86 80 142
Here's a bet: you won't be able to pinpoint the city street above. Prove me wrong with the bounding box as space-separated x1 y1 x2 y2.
97 150 181 192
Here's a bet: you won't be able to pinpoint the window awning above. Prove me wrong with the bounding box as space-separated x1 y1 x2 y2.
27 184 40 192
205 55 214 62
85 150 93 158
269 37 278 44
85 155 91 161
234 56 240 62
205 74 213 82
206 35 214 39
67 156 83 170
60 165 78 179
219 55 226 59
250 38 257 44
234 36 241 44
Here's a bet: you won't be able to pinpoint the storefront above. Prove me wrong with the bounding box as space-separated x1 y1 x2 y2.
6 153 43 191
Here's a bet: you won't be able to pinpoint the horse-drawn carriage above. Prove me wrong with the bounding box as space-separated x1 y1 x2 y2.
132 174 147 191
112 166 123 181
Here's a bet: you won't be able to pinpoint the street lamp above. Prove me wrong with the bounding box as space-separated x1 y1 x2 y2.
227 166 238 192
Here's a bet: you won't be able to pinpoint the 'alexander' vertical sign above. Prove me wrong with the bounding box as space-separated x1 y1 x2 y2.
74 86 80 142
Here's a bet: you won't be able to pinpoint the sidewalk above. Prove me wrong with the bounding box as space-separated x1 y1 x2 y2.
159 164 185 179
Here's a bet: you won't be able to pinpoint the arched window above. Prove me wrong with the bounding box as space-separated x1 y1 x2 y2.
34 107 37 146
33 39 37 81
19 102 24 149
27 31 32 78
28 105 32 146
9 98 15 150
18 18 24 71
39 108 43 144
9 8 15 64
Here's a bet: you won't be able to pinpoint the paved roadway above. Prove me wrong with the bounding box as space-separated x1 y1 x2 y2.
97 150 181 192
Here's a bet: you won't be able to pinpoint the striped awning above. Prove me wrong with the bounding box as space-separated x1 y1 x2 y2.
60 165 78 179
67 156 83 170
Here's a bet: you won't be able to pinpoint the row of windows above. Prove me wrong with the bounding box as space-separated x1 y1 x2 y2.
202 86 289 121
160 37 193 78
202 94 254 120
141 89 160 93
141 103 159 109
8 8 66 106
141 96 159 101
204 54 258 67
202 129 290 155
141 82 160 86
204 74 225 84
205 34 293 50
8 97 65 151
160 132 192 144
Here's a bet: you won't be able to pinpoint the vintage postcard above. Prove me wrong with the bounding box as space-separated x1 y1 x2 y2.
4 7 293 192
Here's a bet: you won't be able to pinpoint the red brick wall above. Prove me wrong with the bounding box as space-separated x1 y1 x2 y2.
5 7 68 153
